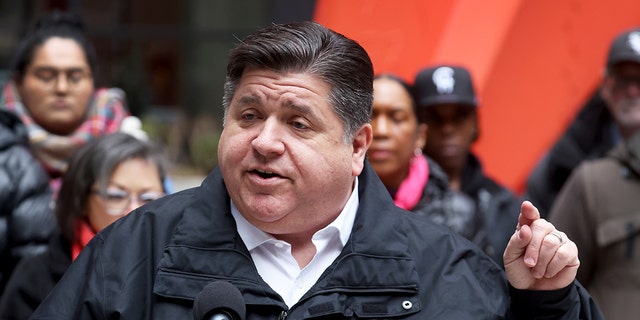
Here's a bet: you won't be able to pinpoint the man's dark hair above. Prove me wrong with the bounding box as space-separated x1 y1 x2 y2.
10 10 97 83
223 21 373 141
55 133 166 242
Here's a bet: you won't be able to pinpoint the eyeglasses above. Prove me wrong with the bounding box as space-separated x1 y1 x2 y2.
28 67 92 90
93 189 166 215
610 73 640 92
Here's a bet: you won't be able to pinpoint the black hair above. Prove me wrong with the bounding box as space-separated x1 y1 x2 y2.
10 10 97 83
55 133 166 242
223 21 374 142
374 73 418 114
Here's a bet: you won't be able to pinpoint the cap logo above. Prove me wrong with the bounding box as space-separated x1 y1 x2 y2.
432 66 455 94
627 31 640 55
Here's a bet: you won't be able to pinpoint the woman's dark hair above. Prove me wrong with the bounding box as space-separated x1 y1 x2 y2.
10 10 97 83
55 133 166 242
374 73 418 114
223 21 374 142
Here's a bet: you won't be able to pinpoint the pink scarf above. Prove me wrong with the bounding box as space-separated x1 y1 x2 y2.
1 81 129 196
393 154 430 210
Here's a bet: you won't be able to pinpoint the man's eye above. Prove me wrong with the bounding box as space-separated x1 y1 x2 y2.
35 70 56 82
68 71 86 83
291 120 309 130
242 113 257 121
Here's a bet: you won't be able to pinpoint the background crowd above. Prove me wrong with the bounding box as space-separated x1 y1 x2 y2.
0 5 637 320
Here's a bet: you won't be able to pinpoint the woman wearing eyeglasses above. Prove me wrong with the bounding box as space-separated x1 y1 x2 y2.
0 132 167 319
0 11 133 297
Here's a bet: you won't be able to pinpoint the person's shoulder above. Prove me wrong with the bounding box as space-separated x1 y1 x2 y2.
399 206 482 250
571 154 621 182
0 110 26 146
401 208 503 275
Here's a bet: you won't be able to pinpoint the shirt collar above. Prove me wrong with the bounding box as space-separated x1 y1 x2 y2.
232 177 359 251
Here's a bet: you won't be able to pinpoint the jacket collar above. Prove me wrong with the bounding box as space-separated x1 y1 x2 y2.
609 132 640 177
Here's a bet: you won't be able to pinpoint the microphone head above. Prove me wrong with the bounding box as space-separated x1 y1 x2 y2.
193 281 246 320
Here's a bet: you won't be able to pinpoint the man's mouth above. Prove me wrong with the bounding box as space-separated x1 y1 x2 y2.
252 169 281 179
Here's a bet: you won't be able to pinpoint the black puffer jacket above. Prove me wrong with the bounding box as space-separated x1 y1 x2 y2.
0 110 55 295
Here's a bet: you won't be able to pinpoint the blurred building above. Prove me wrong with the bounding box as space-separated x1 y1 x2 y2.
0 0 316 172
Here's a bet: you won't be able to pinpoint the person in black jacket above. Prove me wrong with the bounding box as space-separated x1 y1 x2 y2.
32 21 602 319
0 10 132 297
0 132 167 319
524 26 640 217
413 65 521 265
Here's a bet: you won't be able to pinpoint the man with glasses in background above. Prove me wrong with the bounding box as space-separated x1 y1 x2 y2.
524 27 640 217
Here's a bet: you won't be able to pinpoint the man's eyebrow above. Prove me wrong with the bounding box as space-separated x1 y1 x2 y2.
236 95 320 117
284 101 313 115
236 95 261 105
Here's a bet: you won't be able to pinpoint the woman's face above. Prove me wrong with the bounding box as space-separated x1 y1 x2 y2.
86 158 165 232
16 37 94 136
369 77 427 190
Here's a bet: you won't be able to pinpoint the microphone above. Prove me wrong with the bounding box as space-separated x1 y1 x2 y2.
193 280 246 320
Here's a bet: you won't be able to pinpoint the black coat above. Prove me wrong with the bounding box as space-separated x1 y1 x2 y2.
412 156 486 250
0 110 55 296
31 164 602 319
0 232 69 319
461 153 521 266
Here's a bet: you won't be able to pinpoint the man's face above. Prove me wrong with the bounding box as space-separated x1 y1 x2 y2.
16 37 94 136
421 104 477 173
602 62 640 137
218 68 371 238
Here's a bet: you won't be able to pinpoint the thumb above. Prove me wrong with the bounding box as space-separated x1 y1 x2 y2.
503 224 535 266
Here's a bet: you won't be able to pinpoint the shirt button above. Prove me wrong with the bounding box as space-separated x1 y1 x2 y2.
402 300 413 310
274 242 284 248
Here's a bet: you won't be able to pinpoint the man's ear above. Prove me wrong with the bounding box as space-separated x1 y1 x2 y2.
351 123 372 176
471 111 480 143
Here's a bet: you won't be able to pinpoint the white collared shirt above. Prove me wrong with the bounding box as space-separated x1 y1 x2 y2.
231 178 359 308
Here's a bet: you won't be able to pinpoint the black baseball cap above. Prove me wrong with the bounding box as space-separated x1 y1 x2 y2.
414 65 478 108
607 27 640 67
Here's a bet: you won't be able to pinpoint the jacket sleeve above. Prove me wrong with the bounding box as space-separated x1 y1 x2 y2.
509 281 604 320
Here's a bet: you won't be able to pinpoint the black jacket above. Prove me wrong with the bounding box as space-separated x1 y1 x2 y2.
0 110 55 296
461 153 521 266
31 164 602 319
524 92 617 217
413 156 486 250
0 232 69 319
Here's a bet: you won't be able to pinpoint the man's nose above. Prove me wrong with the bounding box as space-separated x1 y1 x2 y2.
54 74 69 93
251 119 286 156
